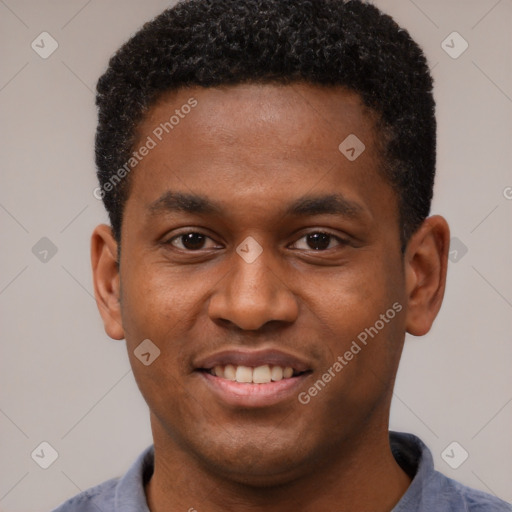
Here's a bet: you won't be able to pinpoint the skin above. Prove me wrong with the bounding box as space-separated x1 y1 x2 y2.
91 83 449 512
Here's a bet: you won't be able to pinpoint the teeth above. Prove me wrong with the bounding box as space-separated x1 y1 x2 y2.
283 367 293 378
253 365 271 384
224 364 236 381
235 365 253 383
209 364 296 384
270 366 283 381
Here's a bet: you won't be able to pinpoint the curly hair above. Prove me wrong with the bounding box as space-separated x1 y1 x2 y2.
95 0 436 247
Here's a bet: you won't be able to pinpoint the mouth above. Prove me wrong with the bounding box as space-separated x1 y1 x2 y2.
200 364 307 384
194 349 312 407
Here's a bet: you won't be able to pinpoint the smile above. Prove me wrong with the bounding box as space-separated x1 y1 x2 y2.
205 364 301 384
194 349 313 407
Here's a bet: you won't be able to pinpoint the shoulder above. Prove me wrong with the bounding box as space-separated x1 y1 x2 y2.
389 432 511 512
49 445 154 512
434 472 512 511
50 477 118 512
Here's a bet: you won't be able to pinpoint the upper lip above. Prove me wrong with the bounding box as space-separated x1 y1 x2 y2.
194 348 312 373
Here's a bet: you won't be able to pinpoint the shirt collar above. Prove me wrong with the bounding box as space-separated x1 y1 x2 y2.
390 431 435 511
114 444 154 512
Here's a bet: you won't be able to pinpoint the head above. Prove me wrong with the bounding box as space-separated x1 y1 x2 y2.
92 0 449 487
95 0 436 248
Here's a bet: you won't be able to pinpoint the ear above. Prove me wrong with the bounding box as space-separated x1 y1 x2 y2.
91 224 125 340
404 215 450 336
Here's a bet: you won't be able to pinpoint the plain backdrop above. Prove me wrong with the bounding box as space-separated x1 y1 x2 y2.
1 0 511 510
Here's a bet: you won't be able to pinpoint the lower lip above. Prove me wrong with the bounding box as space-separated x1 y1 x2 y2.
198 371 309 408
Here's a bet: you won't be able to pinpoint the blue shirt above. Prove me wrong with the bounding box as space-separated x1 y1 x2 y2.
51 432 511 511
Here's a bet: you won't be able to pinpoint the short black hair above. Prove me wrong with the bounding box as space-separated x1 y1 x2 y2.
95 0 436 246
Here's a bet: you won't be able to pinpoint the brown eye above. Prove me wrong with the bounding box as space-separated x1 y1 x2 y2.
169 232 213 250
291 232 347 251
306 233 331 250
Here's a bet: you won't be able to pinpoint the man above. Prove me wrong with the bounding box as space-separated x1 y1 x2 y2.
53 0 511 510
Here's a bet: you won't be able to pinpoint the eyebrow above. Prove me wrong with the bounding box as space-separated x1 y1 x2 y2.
286 194 364 219
148 191 222 216
147 191 365 220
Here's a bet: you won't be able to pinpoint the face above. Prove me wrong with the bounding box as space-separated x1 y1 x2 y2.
92 83 447 485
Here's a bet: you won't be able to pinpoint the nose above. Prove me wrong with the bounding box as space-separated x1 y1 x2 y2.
208 248 299 331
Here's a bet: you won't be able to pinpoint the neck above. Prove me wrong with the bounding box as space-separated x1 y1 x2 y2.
145 422 411 512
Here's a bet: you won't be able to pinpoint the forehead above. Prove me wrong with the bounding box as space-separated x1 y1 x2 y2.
139 82 379 157
125 82 393 224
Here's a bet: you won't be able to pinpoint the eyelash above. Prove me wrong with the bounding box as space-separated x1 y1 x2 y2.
164 230 349 252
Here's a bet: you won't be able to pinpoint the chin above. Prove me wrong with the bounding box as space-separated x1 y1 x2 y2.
191 431 314 487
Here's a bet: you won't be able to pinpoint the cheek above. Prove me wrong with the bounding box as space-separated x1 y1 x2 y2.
119 262 223 382
119 267 198 416
316 259 393 324
120 262 197 336
309 256 405 386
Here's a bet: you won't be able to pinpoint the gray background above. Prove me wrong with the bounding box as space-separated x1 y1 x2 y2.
1 0 511 510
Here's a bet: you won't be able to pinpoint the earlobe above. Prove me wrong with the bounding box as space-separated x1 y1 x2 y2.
91 224 125 340
404 215 450 337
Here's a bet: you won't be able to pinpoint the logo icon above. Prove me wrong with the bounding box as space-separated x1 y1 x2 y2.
339 134 366 161
32 237 58 263
134 339 161 366
31 32 59 59
441 32 468 59
31 441 59 469
236 236 263 264
448 237 468 263
441 441 469 469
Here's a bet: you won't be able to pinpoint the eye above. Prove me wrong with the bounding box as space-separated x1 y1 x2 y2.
166 232 219 251
290 232 347 251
